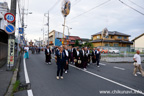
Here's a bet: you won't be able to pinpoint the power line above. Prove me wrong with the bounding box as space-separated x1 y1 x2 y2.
128 0 144 10
48 0 60 11
119 0 144 16
68 0 111 21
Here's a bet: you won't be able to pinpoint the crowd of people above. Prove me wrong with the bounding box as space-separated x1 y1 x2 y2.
23 45 144 80
45 45 101 80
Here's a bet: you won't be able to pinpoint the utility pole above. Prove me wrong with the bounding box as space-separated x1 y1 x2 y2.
47 11 49 46
7 0 17 70
22 8 25 45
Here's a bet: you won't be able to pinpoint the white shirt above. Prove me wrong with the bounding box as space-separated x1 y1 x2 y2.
87 50 90 54
133 54 141 64
77 50 79 56
97 51 99 54
82 50 84 56
65 50 69 57
47 49 49 53
24 47 29 52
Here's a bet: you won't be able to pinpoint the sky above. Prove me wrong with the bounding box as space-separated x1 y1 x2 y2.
1 0 144 42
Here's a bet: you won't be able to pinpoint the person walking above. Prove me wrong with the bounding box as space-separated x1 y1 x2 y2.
56 46 66 79
81 47 88 71
133 50 144 77
45 45 51 64
24 45 29 59
87 47 91 65
95 48 101 67
64 46 69 74
92 48 96 64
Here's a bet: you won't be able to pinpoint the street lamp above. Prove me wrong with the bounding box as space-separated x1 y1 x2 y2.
62 24 72 36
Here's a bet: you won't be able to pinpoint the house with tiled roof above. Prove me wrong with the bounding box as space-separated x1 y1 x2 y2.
91 31 133 47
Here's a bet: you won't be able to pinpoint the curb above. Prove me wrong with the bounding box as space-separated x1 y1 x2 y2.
5 54 21 96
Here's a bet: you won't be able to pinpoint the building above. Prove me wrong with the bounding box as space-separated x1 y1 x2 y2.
91 31 133 47
0 2 9 61
46 30 63 46
68 36 82 46
81 38 90 44
132 33 144 52
0 2 9 30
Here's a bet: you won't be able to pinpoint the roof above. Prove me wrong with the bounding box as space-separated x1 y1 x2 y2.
81 38 90 41
92 31 131 37
68 36 81 40
90 39 133 44
132 33 144 41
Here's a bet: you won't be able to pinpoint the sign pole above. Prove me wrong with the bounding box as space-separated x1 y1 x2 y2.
62 17 66 45
7 0 17 71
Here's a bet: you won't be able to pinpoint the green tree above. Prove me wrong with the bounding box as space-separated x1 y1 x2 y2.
82 42 94 48
74 40 80 47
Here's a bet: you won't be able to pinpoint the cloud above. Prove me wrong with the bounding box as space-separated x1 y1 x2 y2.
2 0 144 42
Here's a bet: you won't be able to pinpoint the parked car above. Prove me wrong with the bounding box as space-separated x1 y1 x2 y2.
100 48 109 54
109 48 120 54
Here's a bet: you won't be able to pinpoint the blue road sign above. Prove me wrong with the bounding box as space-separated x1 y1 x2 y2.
20 36 23 40
4 24 15 34
19 28 24 34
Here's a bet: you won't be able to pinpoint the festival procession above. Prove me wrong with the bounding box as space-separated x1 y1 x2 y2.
0 0 144 96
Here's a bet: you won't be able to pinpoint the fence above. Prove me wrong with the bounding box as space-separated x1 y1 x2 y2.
0 42 8 60
98 46 144 57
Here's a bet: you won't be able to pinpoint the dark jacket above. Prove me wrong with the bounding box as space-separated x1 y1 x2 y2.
45 48 51 55
95 51 101 60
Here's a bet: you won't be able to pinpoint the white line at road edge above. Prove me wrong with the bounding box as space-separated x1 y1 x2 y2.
99 63 106 66
23 58 30 83
69 64 144 95
114 66 125 70
27 90 34 96
23 57 34 96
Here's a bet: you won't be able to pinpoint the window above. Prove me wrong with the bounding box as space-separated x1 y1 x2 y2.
114 44 119 47
117 36 122 39
97 36 100 39
105 36 109 38
111 36 113 39
105 44 109 46
124 37 127 39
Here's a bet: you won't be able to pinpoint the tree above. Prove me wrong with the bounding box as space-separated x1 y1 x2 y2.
74 40 80 47
82 42 94 48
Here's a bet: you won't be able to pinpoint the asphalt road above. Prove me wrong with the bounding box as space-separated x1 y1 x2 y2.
20 52 144 96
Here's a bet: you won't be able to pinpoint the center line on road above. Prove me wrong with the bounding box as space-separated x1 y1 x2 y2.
114 66 125 70
69 64 144 95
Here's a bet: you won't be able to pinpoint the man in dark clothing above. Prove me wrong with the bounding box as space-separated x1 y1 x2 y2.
56 46 66 80
45 46 51 64
92 48 96 63
95 48 101 67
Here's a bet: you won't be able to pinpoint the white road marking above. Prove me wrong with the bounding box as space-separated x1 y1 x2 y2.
27 89 34 96
23 56 34 96
23 58 30 83
69 64 144 95
114 66 125 70
99 63 106 66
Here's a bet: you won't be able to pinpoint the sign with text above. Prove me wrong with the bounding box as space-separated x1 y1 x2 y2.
7 39 15 67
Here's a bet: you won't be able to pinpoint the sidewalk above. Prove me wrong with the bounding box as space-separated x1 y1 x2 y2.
0 56 17 96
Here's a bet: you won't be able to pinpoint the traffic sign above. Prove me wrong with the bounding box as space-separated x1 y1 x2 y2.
19 28 24 34
4 24 15 34
4 13 15 23
20 36 23 40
